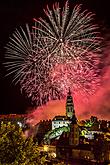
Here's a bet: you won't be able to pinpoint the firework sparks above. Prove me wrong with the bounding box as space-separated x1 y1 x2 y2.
4 24 34 83
4 25 62 105
33 1 101 65
50 61 101 101
4 1 102 106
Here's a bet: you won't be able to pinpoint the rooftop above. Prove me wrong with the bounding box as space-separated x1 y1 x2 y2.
52 116 70 121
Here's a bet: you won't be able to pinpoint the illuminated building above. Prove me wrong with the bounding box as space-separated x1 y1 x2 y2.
52 88 76 130
66 88 76 120
44 89 79 144
52 116 70 130
55 90 80 159
0 114 27 129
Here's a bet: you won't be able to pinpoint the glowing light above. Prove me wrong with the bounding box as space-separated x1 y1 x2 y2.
33 1 101 65
17 122 22 127
4 1 102 106
50 61 100 99
43 145 49 152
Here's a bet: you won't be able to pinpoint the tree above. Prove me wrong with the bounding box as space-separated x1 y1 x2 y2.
0 122 46 165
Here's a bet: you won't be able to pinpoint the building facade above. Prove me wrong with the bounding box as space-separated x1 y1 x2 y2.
52 89 77 130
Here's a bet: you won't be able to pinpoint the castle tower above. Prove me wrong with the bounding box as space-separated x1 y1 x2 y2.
66 88 76 122
69 123 79 146
66 89 79 146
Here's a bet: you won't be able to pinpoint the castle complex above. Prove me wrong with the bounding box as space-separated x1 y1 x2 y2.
52 88 79 146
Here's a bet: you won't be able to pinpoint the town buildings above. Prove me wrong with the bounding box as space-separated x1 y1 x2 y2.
0 89 110 163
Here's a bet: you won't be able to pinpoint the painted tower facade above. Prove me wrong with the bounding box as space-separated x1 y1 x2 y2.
66 89 79 146
66 88 76 121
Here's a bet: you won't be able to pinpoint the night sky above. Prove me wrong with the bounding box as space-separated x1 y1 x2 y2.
0 0 110 117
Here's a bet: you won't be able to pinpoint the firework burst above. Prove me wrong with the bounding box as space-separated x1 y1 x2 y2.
33 1 101 66
4 24 34 83
4 1 102 106
4 25 61 105
50 61 101 101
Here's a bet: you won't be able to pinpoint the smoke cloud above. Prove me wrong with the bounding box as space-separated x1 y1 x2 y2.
27 30 110 125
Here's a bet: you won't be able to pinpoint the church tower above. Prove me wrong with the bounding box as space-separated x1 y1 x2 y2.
66 88 76 123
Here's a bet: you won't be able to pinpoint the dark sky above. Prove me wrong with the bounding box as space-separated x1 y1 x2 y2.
0 0 110 114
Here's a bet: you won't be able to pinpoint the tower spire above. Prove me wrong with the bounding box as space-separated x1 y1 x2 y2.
68 87 71 96
66 88 77 123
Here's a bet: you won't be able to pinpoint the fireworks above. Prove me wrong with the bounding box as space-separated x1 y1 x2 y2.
50 61 101 100
33 1 101 65
4 24 60 105
4 1 102 105
4 24 33 83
